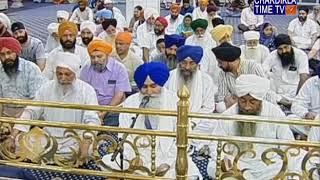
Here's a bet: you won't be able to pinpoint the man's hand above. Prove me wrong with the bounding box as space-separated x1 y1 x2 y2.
98 111 107 120
305 112 317 120
278 98 292 108
224 95 238 109
79 138 92 163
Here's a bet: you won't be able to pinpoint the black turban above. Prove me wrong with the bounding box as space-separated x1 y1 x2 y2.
102 19 117 30
274 34 292 48
211 42 241 62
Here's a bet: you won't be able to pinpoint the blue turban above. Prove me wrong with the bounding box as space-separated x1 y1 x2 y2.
177 45 203 64
96 9 113 20
317 64 320 79
164 34 186 48
134 62 170 89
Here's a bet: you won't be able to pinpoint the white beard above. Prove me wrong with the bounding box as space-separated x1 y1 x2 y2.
177 69 196 96
244 46 263 63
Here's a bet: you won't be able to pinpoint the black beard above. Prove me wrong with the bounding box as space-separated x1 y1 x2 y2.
171 15 178 20
278 49 295 68
60 39 76 50
17 33 28 44
82 36 93 45
238 108 260 116
154 29 164 36
166 54 177 69
2 56 19 76
79 7 86 11
298 16 307 22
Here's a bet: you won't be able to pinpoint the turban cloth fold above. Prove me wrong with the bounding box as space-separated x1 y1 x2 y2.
96 9 113 20
0 13 11 28
87 39 113 55
11 22 25 33
156 17 168 28
191 19 208 31
243 31 260 41
134 62 170 89
54 52 82 76
164 34 185 48
58 21 78 37
116 32 132 44
57 10 69 20
177 45 203 64
102 18 117 30
235 74 270 101
47 23 59 35
80 21 96 34
0 37 22 55
211 42 241 62
199 0 209 5
274 34 292 48
211 24 233 42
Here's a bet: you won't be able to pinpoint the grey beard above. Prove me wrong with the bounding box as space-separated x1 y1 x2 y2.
57 83 74 95
236 121 257 137
244 47 262 61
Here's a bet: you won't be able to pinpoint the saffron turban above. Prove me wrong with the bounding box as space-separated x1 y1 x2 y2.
164 34 185 48
57 10 69 20
199 0 209 5
191 19 208 31
58 21 78 37
54 52 82 76
96 9 113 20
243 31 260 41
177 45 203 64
47 23 59 35
0 37 22 55
80 21 96 34
115 32 132 44
79 0 88 4
87 39 113 55
274 34 291 48
211 24 233 42
156 17 168 28
144 8 159 20
170 3 181 12
102 19 117 30
211 42 241 62
134 62 170 89
235 74 270 101
0 13 11 28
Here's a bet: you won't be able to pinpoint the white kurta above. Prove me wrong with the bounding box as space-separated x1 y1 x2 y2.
240 7 264 27
101 89 201 179
185 32 217 50
192 7 208 20
199 48 220 88
263 47 309 100
136 22 153 47
240 44 270 65
165 14 184 35
45 35 60 54
15 79 100 155
288 18 318 49
207 101 295 179
43 45 90 80
69 7 94 24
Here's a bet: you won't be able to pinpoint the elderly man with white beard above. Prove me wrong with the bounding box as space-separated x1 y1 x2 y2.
240 31 270 65
101 62 201 179
206 74 295 180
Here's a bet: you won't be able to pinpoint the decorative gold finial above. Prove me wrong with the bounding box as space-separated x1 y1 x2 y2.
178 86 190 100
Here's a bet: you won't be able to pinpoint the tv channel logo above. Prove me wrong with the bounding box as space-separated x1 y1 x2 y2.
254 0 297 15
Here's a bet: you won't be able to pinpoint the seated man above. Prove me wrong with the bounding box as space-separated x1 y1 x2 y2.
240 31 270 64
238 0 263 32
0 37 45 118
165 4 184 35
102 62 201 179
80 40 131 126
206 74 295 179
70 0 94 27
263 34 309 111
153 34 185 70
56 10 69 23
76 21 97 48
45 23 60 54
211 24 233 45
288 6 318 50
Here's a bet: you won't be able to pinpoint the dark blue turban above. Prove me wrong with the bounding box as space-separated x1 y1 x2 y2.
134 62 170 89
164 34 186 48
317 64 320 79
176 45 203 64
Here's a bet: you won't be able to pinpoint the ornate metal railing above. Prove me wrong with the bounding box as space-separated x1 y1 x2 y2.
0 87 319 179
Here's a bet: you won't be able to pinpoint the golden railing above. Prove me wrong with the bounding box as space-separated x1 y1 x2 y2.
0 87 319 179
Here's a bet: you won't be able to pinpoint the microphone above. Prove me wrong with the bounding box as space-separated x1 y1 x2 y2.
139 96 150 108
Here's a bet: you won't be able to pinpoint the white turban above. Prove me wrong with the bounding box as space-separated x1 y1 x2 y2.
47 23 59 35
235 74 270 101
54 52 82 76
80 21 96 34
243 31 260 41
144 8 159 20
0 13 11 28
57 10 69 20
104 0 112 3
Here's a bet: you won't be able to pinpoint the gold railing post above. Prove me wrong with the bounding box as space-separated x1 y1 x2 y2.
215 140 223 180
176 86 190 180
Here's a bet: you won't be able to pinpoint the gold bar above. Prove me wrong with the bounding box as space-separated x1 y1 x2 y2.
151 135 156 177
215 140 222 179
176 86 190 180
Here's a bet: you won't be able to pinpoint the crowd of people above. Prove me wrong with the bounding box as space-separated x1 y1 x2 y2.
0 0 319 179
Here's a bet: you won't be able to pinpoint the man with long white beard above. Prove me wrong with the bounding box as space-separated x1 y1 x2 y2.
206 74 295 180
263 34 309 112
166 45 216 114
77 21 97 48
101 62 201 179
288 6 318 50
240 31 270 65
165 4 184 35
43 21 90 80
136 8 159 46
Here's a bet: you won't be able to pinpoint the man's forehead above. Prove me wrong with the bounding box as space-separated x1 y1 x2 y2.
82 28 93 33
0 47 12 53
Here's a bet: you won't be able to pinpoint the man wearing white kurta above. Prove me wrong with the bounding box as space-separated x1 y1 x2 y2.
263 34 309 107
102 62 201 179
238 0 264 32
192 0 209 20
76 21 98 48
45 23 60 54
136 8 159 46
70 0 94 25
43 22 90 80
165 4 184 35
206 74 295 179
240 31 270 65
10 56 100 160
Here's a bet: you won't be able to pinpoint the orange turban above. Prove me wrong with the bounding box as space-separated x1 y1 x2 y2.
58 21 78 38
87 39 113 55
199 0 209 5
115 32 132 44
170 4 181 12
79 0 88 4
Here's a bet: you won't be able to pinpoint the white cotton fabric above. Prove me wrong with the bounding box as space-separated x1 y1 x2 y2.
143 8 159 20
80 21 96 34
235 74 270 100
56 10 69 20
0 13 11 28
243 30 260 40
47 22 59 35
54 52 82 76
